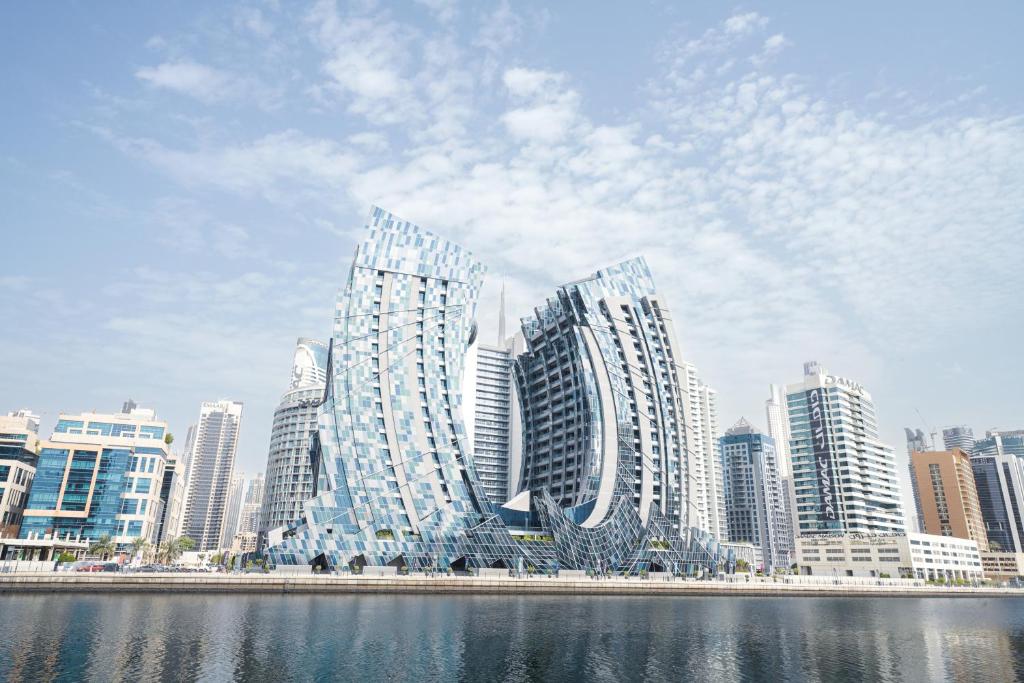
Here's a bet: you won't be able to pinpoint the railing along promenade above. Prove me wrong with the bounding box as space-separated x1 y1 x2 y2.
0 569 1021 598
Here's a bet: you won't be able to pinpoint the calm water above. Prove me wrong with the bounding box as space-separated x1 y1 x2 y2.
0 594 1022 682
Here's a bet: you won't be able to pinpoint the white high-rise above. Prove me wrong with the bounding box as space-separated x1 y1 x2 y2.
764 384 795 564
786 362 904 536
180 400 243 552
684 362 727 540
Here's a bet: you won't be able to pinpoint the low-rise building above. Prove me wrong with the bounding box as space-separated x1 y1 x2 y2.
796 533 983 581
0 412 41 538
980 551 1024 581
20 408 170 552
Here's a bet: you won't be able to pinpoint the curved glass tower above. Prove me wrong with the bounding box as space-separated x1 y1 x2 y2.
267 208 731 573
256 338 327 551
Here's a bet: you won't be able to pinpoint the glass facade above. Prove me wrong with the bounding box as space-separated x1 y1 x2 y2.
266 207 732 573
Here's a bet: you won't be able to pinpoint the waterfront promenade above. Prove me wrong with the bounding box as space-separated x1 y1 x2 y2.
1 572 1020 597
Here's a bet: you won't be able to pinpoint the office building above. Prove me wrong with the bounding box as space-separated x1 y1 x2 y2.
786 362 905 536
971 437 1024 553
795 532 983 581
20 408 169 549
720 419 789 572
910 449 988 550
155 453 187 547
0 412 40 538
257 338 327 551
980 551 1024 580
942 426 975 455
180 400 243 552
267 207 733 573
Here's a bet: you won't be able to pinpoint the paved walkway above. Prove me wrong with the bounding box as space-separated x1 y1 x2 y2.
0 573 1019 597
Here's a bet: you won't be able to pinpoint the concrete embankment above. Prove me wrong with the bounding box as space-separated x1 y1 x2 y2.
0 573 1020 598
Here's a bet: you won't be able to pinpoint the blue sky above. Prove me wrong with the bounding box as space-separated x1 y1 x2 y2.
1 1 1022 490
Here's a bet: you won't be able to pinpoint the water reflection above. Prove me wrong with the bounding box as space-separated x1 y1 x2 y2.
0 594 1021 681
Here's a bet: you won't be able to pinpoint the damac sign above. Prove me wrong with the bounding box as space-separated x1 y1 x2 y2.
806 388 837 522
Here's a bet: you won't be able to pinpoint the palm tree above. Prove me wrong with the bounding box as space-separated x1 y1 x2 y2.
129 537 150 565
89 534 117 561
162 536 196 564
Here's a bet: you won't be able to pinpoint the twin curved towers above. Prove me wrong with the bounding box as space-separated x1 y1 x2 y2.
267 207 731 573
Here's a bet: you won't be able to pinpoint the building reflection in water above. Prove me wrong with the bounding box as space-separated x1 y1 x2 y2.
0 595 1022 681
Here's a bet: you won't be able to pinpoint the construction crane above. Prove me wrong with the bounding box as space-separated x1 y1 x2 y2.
914 408 938 450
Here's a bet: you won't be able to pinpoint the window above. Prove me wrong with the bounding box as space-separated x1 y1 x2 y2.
134 478 152 494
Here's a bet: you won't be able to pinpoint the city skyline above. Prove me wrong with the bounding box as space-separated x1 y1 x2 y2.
1 1 1022 496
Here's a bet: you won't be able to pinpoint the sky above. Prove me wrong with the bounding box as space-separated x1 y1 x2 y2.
1 1 1022 504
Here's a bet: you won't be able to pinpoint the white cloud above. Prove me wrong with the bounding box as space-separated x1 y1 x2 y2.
136 61 233 102
135 59 281 108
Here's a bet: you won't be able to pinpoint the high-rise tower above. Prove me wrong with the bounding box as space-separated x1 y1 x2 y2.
180 400 243 552
786 362 904 536
257 338 327 550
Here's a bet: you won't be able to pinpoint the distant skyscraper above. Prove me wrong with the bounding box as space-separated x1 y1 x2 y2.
786 362 904 536
910 449 988 550
220 471 247 549
720 419 789 571
257 338 327 551
972 432 1024 552
180 400 243 552
764 384 795 563
943 426 976 455
238 473 264 536
905 427 931 533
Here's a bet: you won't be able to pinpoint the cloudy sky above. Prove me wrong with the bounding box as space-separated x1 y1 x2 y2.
2 2 1022 497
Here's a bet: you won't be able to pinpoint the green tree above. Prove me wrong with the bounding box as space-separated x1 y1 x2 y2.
56 551 78 563
89 534 117 561
130 537 150 564
164 432 174 445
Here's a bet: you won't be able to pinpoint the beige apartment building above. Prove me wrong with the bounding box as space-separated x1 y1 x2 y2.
910 449 989 551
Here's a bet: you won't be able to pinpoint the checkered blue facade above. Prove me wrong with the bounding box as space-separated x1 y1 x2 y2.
266 209 731 573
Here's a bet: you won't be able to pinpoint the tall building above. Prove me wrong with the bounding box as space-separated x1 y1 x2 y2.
257 338 327 551
720 419 789 571
786 362 904 536
220 471 247 549
267 207 732 573
238 473 264 535
0 412 40 538
155 453 187 547
976 431 1024 459
21 408 169 549
905 427 931 533
180 400 243 552
764 385 795 565
942 426 975 455
683 367 726 540
466 337 520 505
971 434 1024 553
514 257 694 534
910 449 988 551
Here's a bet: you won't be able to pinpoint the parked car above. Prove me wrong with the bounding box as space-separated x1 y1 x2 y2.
76 563 106 573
